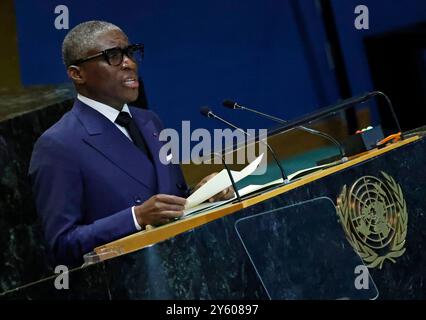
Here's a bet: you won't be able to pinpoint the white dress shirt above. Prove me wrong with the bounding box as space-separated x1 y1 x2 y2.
77 94 143 231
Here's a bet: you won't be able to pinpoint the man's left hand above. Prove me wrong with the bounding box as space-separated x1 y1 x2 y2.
192 172 235 202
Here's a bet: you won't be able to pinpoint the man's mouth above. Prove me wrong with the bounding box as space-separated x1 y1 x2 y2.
123 78 139 89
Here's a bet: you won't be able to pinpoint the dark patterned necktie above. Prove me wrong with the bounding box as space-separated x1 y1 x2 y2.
115 111 153 162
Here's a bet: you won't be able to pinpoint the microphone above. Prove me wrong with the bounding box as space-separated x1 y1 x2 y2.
200 106 288 183
210 152 241 203
223 99 348 161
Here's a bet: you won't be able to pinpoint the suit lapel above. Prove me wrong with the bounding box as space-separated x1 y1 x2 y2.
72 101 157 192
132 111 173 194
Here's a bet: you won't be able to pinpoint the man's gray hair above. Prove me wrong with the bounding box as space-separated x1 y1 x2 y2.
62 20 124 67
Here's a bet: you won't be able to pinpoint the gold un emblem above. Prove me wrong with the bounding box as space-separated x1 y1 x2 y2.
337 172 408 269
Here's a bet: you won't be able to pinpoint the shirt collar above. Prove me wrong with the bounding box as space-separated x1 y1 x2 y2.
77 94 132 123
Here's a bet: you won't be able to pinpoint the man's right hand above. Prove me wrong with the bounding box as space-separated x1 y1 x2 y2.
134 194 187 228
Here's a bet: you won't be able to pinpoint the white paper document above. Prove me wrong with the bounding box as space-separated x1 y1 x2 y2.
184 153 264 210
237 178 284 195
286 159 343 181
183 177 283 217
182 156 342 217
183 199 233 216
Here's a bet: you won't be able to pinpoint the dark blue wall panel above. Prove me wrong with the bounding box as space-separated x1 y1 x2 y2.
14 0 335 132
15 1 425 131
331 0 426 95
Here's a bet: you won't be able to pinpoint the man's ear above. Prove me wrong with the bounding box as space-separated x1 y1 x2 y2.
67 66 85 84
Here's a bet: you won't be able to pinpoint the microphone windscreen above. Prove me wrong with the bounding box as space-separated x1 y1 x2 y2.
200 106 212 117
222 99 236 109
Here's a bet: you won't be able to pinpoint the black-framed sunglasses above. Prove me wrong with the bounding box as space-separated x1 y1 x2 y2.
69 44 144 67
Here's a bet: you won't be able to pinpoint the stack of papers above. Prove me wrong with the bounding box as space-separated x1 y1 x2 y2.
185 153 265 210
183 156 343 217
183 177 283 217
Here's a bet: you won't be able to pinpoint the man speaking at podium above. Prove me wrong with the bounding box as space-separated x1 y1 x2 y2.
29 21 233 267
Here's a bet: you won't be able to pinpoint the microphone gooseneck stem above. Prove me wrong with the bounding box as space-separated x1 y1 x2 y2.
370 91 402 134
242 106 288 124
209 113 288 182
262 141 288 183
238 105 347 159
302 128 347 158
209 112 246 135
210 152 241 202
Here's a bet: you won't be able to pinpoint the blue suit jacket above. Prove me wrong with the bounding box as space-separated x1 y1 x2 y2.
29 100 187 267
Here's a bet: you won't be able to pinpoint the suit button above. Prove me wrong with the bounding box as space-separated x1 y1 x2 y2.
134 196 142 204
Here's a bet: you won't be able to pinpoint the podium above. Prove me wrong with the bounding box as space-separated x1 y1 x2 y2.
2 134 426 300
234 198 378 300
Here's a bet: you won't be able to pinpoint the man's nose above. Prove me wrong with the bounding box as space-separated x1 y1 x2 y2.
121 54 137 70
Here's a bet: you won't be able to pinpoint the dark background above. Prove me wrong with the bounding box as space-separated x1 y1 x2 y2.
10 0 426 133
